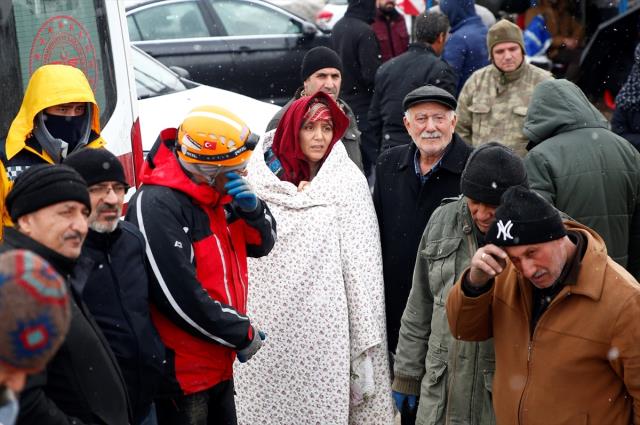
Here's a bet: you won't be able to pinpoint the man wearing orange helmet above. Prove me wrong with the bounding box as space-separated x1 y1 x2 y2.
125 105 277 424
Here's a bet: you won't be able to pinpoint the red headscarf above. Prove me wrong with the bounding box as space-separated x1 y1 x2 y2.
272 91 349 186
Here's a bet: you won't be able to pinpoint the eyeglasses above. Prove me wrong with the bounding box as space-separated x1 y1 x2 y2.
88 183 128 197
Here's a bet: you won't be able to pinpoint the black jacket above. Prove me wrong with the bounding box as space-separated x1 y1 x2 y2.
369 43 457 150
372 135 472 352
330 0 381 112
2 227 131 425
81 221 166 424
611 106 640 152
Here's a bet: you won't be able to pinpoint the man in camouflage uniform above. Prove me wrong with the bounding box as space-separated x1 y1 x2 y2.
455 19 552 156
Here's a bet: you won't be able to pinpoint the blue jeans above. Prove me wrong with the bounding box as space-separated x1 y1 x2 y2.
156 380 237 425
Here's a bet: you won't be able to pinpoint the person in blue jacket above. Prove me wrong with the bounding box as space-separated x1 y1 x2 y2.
440 0 489 94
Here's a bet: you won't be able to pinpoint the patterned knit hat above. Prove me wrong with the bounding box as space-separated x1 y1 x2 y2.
303 99 332 123
0 250 71 371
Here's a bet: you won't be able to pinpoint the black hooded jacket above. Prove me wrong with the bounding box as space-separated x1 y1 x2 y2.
330 0 381 111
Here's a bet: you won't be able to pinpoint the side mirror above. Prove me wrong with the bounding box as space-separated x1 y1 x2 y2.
301 21 317 38
169 66 191 80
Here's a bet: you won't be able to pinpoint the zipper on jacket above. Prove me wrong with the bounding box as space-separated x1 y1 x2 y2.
212 233 233 306
102 235 142 413
225 228 248 311
446 206 477 424
517 289 572 423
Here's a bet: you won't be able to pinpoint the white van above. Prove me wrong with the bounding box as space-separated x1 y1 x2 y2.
0 0 143 186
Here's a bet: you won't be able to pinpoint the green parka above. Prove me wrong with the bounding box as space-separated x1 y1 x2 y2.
393 196 495 425
523 79 640 279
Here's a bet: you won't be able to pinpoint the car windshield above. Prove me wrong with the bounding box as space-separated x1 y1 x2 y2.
132 46 187 99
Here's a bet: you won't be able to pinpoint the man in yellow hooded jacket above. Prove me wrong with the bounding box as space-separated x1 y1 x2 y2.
0 64 105 239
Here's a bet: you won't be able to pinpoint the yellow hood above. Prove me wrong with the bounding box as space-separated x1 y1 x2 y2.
5 64 102 160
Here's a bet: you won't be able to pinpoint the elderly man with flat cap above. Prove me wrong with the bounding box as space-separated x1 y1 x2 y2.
447 185 640 425
2 164 130 425
373 84 472 358
266 46 363 171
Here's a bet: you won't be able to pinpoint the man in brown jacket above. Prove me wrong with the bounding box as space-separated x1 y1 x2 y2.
446 185 640 425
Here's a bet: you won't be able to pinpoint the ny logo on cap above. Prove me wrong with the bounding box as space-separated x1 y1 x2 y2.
496 220 514 241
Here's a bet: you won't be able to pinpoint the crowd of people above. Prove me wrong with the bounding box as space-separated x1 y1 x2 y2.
1 1 640 425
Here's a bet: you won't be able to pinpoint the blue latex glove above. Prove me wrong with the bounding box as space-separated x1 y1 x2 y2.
237 328 267 363
224 172 258 212
392 390 417 411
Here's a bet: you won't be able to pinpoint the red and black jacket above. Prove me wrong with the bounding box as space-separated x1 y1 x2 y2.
126 130 276 395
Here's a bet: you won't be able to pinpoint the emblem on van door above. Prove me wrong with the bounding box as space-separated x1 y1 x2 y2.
29 15 98 90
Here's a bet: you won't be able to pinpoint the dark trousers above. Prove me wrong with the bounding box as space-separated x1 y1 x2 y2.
156 380 237 425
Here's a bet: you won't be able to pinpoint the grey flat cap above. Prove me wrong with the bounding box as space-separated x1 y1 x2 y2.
403 85 457 111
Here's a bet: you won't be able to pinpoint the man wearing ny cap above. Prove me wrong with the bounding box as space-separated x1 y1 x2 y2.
266 46 363 172
2 163 130 424
447 185 640 425
373 85 472 358
455 19 552 156
392 143 526 425
64 148 165 425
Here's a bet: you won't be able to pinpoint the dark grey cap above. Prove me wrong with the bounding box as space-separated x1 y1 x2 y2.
403 85 457 112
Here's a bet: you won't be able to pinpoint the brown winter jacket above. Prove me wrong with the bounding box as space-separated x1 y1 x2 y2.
447 221 640 425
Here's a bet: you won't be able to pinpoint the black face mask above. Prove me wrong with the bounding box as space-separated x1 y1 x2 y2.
43 113 87 147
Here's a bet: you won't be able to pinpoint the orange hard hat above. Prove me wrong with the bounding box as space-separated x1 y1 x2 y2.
176 105 258 168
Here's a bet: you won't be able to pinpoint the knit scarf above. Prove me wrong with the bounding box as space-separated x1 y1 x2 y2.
616 43 640 111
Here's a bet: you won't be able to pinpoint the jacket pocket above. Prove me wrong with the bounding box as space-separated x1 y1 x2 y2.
420 354 448 424
467 103 491 143
480 369 497 425
512 106 528 117
424 237 463 305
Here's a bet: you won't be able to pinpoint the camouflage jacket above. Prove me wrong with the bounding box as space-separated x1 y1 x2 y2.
455 62 552 157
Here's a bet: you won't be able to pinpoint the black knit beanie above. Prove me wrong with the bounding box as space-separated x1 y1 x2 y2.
63 148 128 187
461 142 528 206
485 186 566 246
6 164 91 221
301 47 343 82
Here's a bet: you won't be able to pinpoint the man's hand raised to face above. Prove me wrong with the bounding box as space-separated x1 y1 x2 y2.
468 244 508 288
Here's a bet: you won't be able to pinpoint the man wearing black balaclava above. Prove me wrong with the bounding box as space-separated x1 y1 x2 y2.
0 64 105 240
331 0 382 180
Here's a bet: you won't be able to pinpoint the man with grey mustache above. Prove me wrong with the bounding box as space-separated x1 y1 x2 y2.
372 85 472 419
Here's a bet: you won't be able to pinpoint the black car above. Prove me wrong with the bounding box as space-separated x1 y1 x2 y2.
126 0 331 105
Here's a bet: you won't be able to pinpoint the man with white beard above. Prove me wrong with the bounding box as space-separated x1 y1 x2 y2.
64 148 165 425
373 85 472 368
